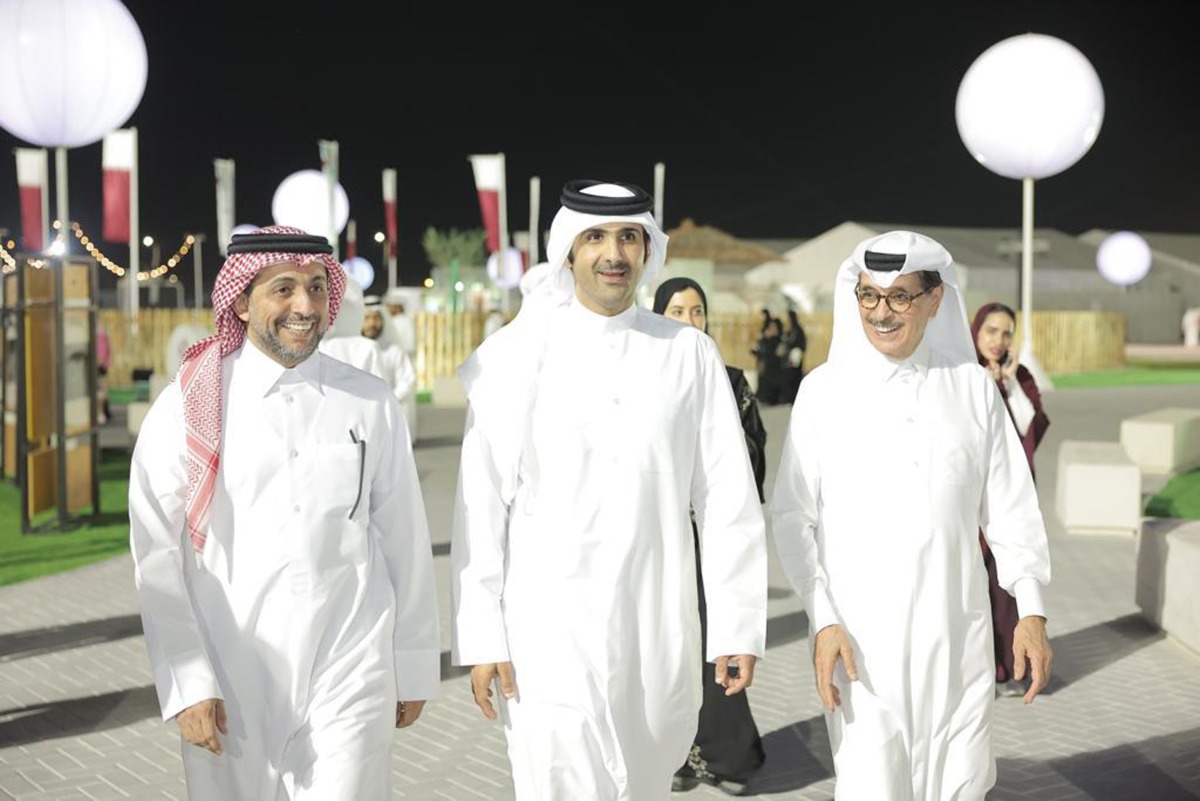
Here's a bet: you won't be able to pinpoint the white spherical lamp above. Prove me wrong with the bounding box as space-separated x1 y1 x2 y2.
487 246 524 289
271 169 350 240
230 223 260 239
341 256 375 290
0 0 148 147
956 33 1104 180
1096 231 1152 286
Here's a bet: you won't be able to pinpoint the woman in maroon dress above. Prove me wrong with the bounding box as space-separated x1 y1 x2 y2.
971 302 1051 696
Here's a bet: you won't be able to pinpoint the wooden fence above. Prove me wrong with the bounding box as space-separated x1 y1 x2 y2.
99 308 1125 388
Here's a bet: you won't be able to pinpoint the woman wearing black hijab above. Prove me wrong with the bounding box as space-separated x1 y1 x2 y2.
653 277 766 796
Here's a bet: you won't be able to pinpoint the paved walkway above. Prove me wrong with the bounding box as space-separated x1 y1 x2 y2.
2 385 1200 800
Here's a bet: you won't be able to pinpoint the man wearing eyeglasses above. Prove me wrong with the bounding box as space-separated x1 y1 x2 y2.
770 230 1052 800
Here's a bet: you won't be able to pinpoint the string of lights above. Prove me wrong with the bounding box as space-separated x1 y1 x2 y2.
68 221 195 281
0 222 195 279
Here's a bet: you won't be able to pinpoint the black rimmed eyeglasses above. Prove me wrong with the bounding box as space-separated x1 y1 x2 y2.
854 285 932 314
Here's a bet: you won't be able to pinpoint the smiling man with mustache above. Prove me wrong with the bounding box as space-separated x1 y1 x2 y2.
771 230 1053 800
128 225 440 800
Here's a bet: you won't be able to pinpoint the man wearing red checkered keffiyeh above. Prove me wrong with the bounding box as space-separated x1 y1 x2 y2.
128 225 440 800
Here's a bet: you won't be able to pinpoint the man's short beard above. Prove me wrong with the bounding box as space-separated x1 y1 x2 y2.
253 319 324 365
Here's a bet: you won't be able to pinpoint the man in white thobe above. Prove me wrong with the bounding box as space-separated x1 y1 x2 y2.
318 276 384 379
770 230 1053 800
129 226 440 801
450 180 767 800
362 294 418 439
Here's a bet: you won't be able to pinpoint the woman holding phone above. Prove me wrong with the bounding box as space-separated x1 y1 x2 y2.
971 302 1051 697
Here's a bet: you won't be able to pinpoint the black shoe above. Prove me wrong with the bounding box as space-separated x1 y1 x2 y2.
672 771 701 792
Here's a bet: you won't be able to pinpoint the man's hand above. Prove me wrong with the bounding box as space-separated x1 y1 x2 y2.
813 624 858 713
714 654 758 696
1012 615 1053 704
470 662 517 720
395 699 426 728
176 698 227 755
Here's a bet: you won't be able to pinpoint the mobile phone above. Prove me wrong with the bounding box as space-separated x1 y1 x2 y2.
1000 350 1011 366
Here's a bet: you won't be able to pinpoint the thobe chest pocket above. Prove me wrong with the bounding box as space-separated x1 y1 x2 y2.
315 442 369 520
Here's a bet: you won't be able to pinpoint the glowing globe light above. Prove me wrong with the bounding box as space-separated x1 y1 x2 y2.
1096 231 1152 286
271 170 350 240
487 246 525 289
341 256 375 290
956 33 1104 180
0 0 148 147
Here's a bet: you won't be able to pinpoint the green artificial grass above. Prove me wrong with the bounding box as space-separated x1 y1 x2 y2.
1145 468 1200 519
0 449 132 587
1051 366 1200 389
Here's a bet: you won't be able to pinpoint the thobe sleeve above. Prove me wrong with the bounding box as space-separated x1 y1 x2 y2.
769 379 841 634
449 404 512 665
370 398 441 701
980 379 1052 618
128 385 223 722
689 338 768 662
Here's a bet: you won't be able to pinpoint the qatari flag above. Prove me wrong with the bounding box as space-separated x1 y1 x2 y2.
382 168 397 257
102 128 136 243
14 147 48 250
468 153 506 253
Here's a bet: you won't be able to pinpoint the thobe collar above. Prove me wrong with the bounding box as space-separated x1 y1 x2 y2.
563 297 639 335
863 337 931 384
234 338 326 398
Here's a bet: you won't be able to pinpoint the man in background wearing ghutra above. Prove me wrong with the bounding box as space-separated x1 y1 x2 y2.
128 225 440 800
450 180 768 800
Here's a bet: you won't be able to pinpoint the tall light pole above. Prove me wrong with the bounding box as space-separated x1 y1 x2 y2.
373 231 387 288
143 234 161 306
191 233 205 309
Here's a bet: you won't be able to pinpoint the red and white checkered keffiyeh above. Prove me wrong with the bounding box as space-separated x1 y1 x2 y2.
177 225 346 560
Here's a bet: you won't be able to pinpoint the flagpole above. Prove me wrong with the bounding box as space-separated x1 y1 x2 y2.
128 128 139 335
529 176 540 264
498 152 509 255
192 233 204 309
38 149 49 249
55 147 69 250
654 162 665 229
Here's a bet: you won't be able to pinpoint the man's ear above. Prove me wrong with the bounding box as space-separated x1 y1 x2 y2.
233 292 251 322
929 284 945 317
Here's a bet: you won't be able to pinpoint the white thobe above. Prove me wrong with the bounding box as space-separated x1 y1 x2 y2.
129 343 440 801
451 301 767 801
770 342 1051 801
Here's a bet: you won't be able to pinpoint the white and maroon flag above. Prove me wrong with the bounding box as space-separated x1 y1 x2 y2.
468 153 507 254
14 147 48 250
214 158 236 255
382 168 397 258
102 128 137 243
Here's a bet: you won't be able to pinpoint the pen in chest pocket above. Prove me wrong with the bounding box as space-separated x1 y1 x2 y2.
348 429 365 519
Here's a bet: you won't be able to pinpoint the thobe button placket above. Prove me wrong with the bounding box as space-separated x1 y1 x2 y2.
285 395 295 405
290 449 299 458
292 505 300 514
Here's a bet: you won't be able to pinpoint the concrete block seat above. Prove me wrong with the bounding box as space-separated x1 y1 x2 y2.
1120 407 1200 475
1136 519 1200 655
1055 440 1142 535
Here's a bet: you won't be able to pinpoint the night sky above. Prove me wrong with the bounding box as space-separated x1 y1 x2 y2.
1 1 1197 296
